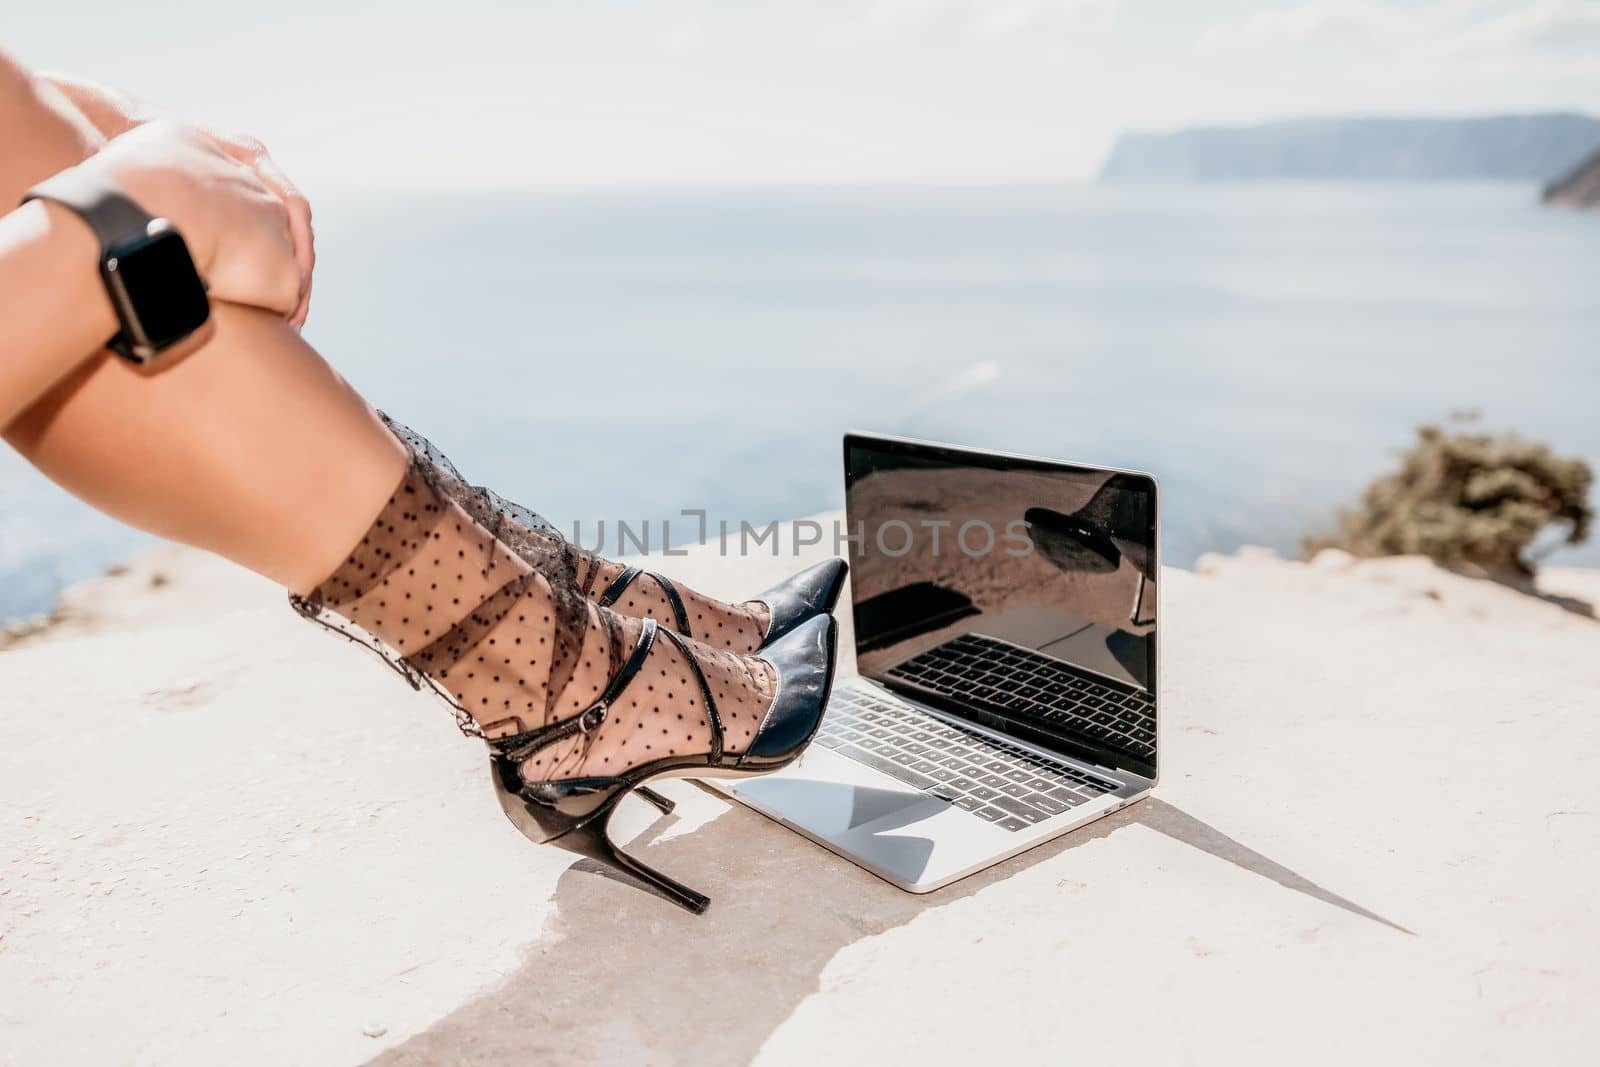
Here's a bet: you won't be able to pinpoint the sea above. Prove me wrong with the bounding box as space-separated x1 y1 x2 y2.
3 181 1596 621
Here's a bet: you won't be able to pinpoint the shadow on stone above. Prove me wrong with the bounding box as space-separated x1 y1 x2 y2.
1442 563 1597 620
1136 798 1413 935
371 792 1406 1066
1509 581 1596 620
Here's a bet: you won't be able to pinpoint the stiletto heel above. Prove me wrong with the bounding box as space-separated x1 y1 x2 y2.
489 763 707 910
487 611 841 913
551 805 711 914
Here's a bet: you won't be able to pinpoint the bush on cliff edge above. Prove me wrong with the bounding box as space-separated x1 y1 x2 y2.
1308 422 1593 575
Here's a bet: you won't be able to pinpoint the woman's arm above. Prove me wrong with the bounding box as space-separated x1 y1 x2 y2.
38 70 316 326
0 52 101 203
0 199 117 428
38 73 150 138
0 121 305 429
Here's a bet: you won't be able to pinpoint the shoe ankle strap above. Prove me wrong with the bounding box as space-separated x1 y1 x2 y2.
487 618 660 764
657 625 723 764
597 566 693 638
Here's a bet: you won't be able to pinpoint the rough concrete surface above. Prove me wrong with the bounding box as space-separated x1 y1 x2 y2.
2 520 1597 1065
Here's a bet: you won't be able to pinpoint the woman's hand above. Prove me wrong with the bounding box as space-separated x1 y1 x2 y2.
207 132 314 327
43 74 315 327
75 120 302 318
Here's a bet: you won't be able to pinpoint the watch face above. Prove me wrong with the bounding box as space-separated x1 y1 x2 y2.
106 228 210 351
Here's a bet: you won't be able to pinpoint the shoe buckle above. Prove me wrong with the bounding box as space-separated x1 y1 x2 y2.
578 703 607 734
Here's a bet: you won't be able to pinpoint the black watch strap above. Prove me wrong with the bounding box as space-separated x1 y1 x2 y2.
20 168 210 364
22 168 155 252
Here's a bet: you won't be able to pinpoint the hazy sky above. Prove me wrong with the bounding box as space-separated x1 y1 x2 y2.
9 1 1598 187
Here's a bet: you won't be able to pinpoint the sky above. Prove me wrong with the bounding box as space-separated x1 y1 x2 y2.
8 1 1599 188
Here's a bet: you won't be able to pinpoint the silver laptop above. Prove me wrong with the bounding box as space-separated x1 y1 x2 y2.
711 432 1160 893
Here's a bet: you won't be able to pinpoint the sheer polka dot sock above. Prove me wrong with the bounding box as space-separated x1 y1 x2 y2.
299 462 778 781
377 415 772 654
578 558 770 653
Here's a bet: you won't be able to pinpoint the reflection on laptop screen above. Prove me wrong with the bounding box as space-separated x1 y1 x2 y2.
845 435 1158 778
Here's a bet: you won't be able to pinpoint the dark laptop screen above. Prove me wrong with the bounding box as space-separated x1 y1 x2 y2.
845 434 1159 779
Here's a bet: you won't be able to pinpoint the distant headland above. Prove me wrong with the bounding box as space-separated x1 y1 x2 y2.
1099 114 1600 185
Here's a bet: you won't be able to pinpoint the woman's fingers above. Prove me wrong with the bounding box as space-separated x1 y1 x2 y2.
200 178 299 316
212 132 315 326
242 145 314 327
84 122 304 318
233 232 302 317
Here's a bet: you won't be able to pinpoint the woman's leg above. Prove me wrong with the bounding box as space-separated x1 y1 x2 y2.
1 53 794 783
6 310 408 594
4 47 774 640
1 49 404 593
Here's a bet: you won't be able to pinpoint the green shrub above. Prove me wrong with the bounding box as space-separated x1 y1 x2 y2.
1308 423 1593 575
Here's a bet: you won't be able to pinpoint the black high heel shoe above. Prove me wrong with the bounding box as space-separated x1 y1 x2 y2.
487 612 839 913
595 558 848 649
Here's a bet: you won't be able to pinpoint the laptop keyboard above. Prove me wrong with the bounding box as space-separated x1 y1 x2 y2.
815 683 1119 833
885 633 1157 763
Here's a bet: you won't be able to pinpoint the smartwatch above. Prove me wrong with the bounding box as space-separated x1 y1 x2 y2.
23 169 212 365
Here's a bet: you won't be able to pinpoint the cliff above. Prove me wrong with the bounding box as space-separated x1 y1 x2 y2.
3 535 1599 1063
1099 113 1600 182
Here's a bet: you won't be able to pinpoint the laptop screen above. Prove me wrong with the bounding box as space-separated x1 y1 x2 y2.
844 434 1159 779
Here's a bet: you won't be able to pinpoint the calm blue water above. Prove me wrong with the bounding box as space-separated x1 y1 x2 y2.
3 182 1597 620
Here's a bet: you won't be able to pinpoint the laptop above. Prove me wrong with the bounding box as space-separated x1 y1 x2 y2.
710 432 1160 893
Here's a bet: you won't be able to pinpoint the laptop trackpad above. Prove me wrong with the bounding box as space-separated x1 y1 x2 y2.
734 774 948 834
